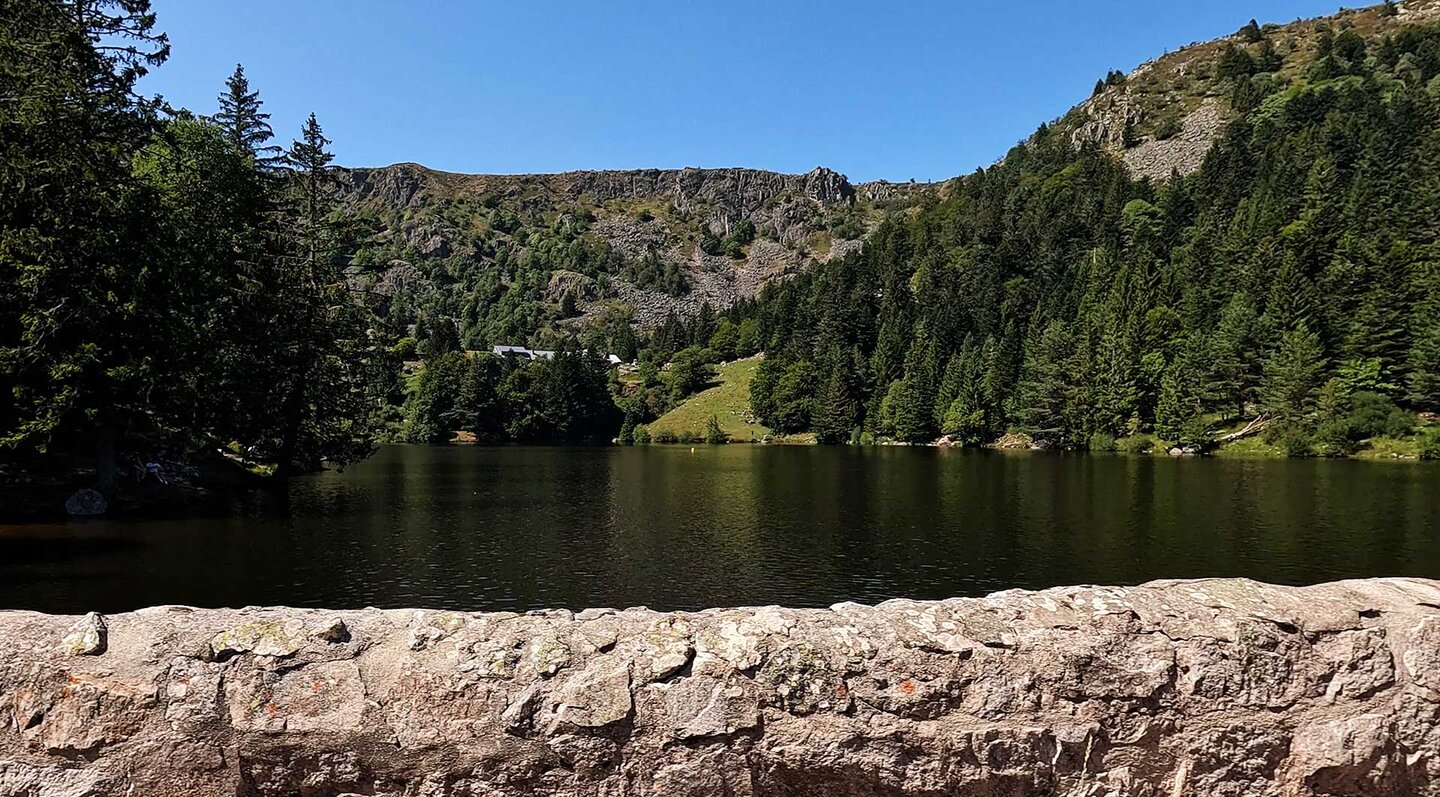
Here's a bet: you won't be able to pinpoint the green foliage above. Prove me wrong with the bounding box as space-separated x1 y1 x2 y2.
1116 434 1156 454
212 64 281 166
664 346 715 405
705 415 727 444
1419 427 1440 460
736 318 762 356
1 4 390 481
405 352 468 443
708 319 739 361
813 369 858 445
1266 424 1316 457
623 250 689 296
721 18 1440 458
751 357 818 434
1260 326 1326 421
1153 116 1183 141
1088 433 1117 452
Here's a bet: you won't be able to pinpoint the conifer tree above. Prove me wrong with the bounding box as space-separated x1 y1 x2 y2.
271 114 382 472
813 367 857 445
1 0 170 482
213 64 281 166
1407 270 1440 410
1260 325 1327 420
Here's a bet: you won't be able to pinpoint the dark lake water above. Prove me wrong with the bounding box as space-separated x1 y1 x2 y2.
3 445 1439 614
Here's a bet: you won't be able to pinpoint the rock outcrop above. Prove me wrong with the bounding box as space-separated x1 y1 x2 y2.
338 164 860 218
3 578 1439 796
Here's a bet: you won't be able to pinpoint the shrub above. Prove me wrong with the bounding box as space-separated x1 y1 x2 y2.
1154 116 1183 141
1420 428 1440 461
1273 426 1315 457
705 415 728 445
1348 391 1415 439
1116 434 1155 454
654 430 678 444
1312 418 1359 457
634 425 651 444
678 431 699 444
1088 432 1117 452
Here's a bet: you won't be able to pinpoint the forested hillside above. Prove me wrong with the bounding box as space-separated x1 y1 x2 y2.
334 162 913 358
737 4 1440 455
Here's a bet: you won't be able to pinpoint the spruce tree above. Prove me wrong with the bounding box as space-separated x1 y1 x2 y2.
1260 325 1327 421
272 114 382 472
213 64 281 166
1 0 169 482
1407 283 1440 410
813 368 856 445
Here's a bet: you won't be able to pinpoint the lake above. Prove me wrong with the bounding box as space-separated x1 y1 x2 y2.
2 445 1439 614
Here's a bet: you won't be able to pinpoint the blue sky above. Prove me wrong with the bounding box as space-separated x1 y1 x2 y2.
144 1 1344 182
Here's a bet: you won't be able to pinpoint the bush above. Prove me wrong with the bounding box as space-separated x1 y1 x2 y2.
1116 434 1155 454
634 425 651 444
1088 432 1117 452
705 415 728 444
1312 418 1360 457
1420 428 1440 461
390 337 419 361
678 431 700 445
1154 116 1183 141
1273 426 1315 457
1348 391 1415 439
654 430 678 444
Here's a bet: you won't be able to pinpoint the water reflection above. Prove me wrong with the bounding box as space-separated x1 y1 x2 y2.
1 445 1437 613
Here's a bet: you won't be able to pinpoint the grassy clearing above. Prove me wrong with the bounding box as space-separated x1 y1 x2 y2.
645 356 771 442
1214 436 1288 459
1354 436 1423 461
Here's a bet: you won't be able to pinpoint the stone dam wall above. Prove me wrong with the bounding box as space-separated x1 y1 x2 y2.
2 578 1440 796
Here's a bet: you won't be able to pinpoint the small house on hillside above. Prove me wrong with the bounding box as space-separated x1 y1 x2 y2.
491 345 624 367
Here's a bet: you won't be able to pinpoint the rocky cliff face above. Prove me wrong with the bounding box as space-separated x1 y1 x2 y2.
335 163 918 332
3 578 1439 796
340 164 865 216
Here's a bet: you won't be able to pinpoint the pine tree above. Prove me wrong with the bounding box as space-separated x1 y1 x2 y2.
1 0 170 484
1260 325 1327 420
271 114 382 472
213 64 281 166
813 368 856 445
1011 321 1074 440
1206 294 1267 419
892 379 935 443
1407 272 1440 410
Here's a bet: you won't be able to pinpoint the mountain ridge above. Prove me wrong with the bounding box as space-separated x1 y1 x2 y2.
337 0 1439 347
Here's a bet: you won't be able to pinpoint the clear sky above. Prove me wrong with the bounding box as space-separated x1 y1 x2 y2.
143 0 1346 183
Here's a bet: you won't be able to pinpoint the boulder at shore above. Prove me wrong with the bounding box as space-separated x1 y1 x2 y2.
2 578 1439 796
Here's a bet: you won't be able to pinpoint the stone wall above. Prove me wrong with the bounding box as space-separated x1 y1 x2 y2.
2 578 1439 796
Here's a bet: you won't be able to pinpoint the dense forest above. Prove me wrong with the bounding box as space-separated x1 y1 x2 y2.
0 0 396 482
734 18 1440 456
5 0 1440 510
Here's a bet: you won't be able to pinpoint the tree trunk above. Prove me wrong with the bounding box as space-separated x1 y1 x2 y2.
94 429 117 493
275 380 305 477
